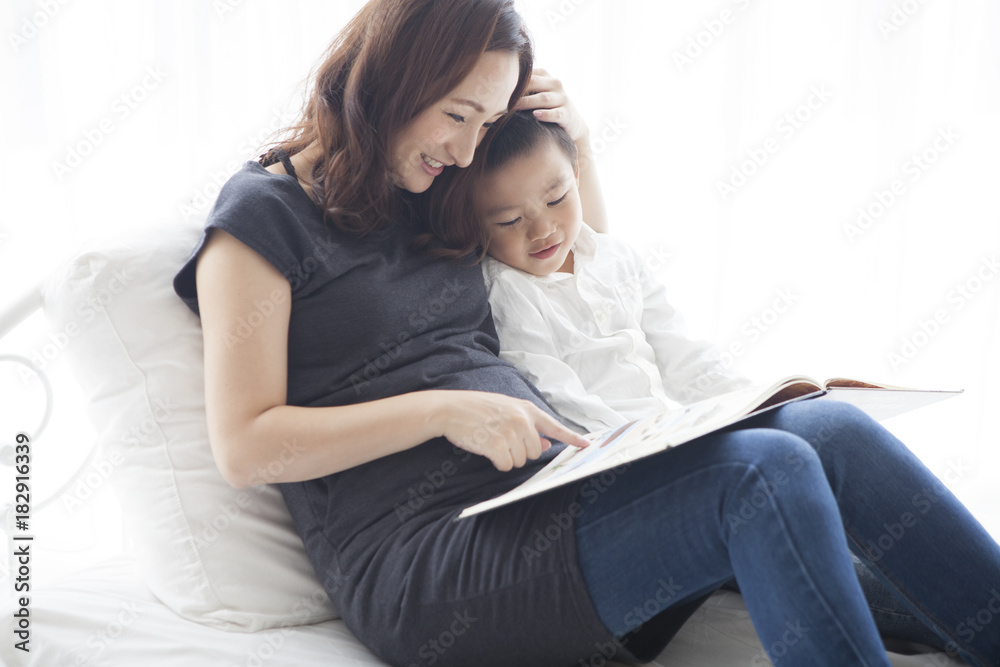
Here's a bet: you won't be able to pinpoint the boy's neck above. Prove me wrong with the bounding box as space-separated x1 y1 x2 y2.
556 249 575 275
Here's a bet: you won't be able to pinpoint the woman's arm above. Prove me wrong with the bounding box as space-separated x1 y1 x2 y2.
574 138 609 234
196 229 587 488
515 69 609 233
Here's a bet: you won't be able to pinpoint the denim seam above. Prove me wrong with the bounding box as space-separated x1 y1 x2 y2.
843 525 985 666
575 460 888 666
574 461 743 636
733 462 889 667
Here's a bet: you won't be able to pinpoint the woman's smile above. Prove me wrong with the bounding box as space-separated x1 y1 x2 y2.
421 153 446 176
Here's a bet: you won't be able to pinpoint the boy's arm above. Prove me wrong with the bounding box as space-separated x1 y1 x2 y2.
500 348 628 435
488 271 624 434
634 259 753 404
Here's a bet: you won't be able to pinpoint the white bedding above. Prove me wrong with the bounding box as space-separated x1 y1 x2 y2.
0 220 972 667
0 556 966 667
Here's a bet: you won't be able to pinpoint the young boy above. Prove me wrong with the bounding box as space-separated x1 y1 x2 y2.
426 111 751 434
423 112 969 656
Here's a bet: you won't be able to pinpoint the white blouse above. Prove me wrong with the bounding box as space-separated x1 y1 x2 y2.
482 223 752 434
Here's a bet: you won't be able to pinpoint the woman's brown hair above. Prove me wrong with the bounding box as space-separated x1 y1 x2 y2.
260 0 534 236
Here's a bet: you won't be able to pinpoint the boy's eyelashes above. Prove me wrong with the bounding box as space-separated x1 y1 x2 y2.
490 191 570 228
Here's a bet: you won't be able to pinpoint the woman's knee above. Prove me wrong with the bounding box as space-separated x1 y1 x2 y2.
712 428 825 500
712 430 835 537
750 399 912 496
722 427 820 473
575 429 822 527
761 399 882 454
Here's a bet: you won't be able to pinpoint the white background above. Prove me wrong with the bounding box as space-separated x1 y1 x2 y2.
1 0 998 585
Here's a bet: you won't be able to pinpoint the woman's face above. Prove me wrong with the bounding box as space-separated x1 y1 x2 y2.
389 50 520 194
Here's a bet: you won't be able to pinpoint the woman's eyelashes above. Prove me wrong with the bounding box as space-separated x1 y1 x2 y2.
447 111 495 131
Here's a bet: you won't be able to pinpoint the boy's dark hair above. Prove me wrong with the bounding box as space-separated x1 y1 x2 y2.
416 110 578 262
483 110 578 174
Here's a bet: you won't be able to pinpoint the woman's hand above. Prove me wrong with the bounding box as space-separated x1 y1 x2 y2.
514 68 590 144
429 390 590 472
514 68 610 233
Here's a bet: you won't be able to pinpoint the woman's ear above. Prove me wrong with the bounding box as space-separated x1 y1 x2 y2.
573 159 580 185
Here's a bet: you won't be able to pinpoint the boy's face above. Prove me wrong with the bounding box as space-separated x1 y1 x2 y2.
479 138 582 276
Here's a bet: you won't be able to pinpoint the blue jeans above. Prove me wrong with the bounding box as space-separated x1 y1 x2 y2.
573 400 1000 666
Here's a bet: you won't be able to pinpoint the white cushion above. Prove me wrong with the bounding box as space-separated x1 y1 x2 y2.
42 216 338 631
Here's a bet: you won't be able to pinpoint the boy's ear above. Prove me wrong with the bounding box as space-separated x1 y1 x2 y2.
573 160 580 184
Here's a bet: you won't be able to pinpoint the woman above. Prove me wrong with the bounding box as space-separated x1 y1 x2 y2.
173 1 1000 665
175 2 616 665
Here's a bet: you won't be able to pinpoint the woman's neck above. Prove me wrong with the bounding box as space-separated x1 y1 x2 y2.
265 142 324 200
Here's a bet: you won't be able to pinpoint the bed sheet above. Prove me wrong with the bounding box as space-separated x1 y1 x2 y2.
0 555 966 666
0 556 378 667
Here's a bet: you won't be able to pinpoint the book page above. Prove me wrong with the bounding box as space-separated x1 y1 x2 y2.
456 381 804 519
819 386 963 421
456 376 962 519
753 380 826 411
823 378 889 389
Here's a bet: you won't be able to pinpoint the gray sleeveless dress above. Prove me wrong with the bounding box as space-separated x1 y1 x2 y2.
173 158 648 666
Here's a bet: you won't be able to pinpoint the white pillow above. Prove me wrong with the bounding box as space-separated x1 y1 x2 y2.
42 216 338 631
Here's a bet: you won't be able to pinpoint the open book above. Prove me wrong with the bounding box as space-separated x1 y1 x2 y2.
456 377 962 519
